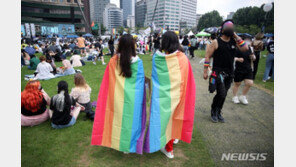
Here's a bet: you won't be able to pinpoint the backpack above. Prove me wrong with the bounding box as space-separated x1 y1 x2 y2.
252 40 263 51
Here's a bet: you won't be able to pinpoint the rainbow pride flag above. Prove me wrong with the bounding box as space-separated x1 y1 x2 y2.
91 55 146 154
144 50 196 153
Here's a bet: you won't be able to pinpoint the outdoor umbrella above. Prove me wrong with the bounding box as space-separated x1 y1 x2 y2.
83 33 93 37
66 35 79 38
187 31 194 36
25 46 36 56
237 33 253 38
196 31 210 37
204 27 218 34
264 33 274 37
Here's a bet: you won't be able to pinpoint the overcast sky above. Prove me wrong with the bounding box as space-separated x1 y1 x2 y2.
110 0 274 18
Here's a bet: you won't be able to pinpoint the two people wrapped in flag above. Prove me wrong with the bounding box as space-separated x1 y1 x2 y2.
91 32 196 159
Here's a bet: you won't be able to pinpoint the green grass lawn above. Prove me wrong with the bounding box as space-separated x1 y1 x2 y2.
195 49 274 94
21 50 214 167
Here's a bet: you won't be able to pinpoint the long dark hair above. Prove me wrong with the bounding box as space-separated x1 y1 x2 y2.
116 34 136 78
160 31 184 54
57 81 71 111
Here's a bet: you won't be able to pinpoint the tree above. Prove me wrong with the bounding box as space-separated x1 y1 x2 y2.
232 3 274 33
100 24 107 35
197 10 223 31
117 26 125 35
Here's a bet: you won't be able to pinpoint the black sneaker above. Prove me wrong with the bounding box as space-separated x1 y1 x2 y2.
211 108 218 123
217 109 225 123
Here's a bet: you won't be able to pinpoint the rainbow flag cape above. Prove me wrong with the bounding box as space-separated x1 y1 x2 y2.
144 50 196 153
91 55 146 154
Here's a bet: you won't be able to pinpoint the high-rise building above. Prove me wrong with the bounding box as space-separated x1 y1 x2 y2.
103 3 123 32
127 15 135 28
181 0 197 29
196 13 202 27
145 0 197 31
21 0 86 34
227 12 235 20
82 0 91 32
135 0 147 27
89 0 110 24
120 0 135 27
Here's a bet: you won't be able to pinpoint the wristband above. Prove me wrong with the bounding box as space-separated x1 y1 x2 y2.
237 40 246 47
204 61 210 67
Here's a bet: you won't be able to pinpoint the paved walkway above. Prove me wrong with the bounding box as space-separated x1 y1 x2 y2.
190 57 274 167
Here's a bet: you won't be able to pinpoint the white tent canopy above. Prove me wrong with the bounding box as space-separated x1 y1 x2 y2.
187 31 194 36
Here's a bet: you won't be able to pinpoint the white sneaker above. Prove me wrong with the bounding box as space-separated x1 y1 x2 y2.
232 96 240 104
239 96 248 105
173 139 179 144
123 152 129 154
160 147 174 159
93 62 96 65
102 62 106 65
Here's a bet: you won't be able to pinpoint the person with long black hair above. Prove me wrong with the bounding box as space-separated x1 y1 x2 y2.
50 81 85 129
181 35 190 57
91 34 146 154
149 31 195 159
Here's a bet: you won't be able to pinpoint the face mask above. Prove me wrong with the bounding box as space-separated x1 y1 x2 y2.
223 29 234 37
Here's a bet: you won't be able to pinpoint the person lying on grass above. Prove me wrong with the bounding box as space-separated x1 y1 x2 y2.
49 81 85 129
21 80 51 126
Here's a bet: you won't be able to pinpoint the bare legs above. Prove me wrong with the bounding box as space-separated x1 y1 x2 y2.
233 82 241 96
71 106 81 120
232 79 253 96
49 106 82 120
242 79 253 96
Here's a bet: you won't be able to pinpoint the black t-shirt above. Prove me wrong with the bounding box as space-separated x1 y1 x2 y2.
154 37 160 49
212 37 237 74
267 41 274 54
95 42 103 55
182 38 190 46
50 96 76 125
108 39 114 45
21 98 47 116
235 47 252 72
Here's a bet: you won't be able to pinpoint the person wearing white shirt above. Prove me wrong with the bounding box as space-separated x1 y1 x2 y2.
35 56 55 80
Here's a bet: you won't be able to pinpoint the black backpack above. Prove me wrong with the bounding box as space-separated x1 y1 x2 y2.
85 111 95 121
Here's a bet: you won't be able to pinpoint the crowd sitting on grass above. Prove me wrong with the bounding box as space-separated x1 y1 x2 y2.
21 73 95 128
21 35 110 81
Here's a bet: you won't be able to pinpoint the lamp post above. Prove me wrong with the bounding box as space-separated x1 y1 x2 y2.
262 3 273 33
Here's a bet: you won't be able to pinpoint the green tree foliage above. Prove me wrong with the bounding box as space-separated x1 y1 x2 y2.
232 3 274 33
117 26 125 35
100 24 107 35
197 10 223 31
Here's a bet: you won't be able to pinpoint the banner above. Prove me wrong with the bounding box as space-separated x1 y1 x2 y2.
58 24 75 35
30 23 36 37
25 23 31 38
21 25 26 36
92 23 99 30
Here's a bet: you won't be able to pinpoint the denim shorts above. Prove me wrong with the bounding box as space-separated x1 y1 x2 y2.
51 116 76 129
